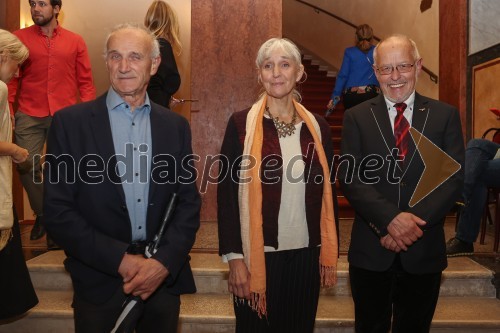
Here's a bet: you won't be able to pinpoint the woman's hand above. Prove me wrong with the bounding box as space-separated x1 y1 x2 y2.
11 144 28 163
228 258 251 300
327 99 334 110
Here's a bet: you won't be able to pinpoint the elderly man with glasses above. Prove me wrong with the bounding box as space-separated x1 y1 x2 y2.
338 34 464 333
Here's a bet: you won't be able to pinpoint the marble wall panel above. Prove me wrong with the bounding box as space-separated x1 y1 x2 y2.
191 0 282 221
469 0 500 55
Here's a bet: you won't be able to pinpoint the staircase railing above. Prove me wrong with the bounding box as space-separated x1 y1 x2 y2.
295 0 439 84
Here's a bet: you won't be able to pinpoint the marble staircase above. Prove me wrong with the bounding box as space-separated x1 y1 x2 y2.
2 250 500 333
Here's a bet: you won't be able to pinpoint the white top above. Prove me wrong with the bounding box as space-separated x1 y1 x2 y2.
0 81 14 230
225 121 310 261
265 121 308 251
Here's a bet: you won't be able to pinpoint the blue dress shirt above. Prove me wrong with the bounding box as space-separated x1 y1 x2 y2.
106 88 152 241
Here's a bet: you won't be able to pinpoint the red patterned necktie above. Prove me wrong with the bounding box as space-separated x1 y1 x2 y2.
394 102 410 162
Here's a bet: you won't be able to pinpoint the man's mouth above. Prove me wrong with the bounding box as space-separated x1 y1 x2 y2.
389 83 405 88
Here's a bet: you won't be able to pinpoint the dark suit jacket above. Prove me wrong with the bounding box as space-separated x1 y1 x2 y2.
43 93 201 304
339 93 464 274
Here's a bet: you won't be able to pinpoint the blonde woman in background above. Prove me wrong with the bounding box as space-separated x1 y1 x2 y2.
144 0 182 108
0 28 38 321
326 24 380 115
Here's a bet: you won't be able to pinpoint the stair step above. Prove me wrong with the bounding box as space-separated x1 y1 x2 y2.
301 79 336 86
27 252 496 298
2 291 500 333
331 125 342 136
300 86 334 94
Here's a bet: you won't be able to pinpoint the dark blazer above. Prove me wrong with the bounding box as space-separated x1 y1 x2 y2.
339 93 464 274
43 93 201 304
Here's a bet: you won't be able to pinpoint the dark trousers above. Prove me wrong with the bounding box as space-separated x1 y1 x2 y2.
73 283 180 333
0 207 38 320
342 90 379 110
349 259 442 333
234 247 321 333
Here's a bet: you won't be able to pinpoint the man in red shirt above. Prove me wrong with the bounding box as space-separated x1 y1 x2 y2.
8 0 96 243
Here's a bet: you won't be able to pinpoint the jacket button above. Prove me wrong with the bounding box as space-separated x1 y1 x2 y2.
121 205 127 211
400 182 406 187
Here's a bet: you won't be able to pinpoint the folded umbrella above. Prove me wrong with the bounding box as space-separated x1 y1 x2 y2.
110 193 179 333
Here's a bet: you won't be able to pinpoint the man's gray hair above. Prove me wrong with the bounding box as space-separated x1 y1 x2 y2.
373 34 421 65
103 23 160 59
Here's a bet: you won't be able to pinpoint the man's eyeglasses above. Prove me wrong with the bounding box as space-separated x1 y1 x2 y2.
375 62 417 75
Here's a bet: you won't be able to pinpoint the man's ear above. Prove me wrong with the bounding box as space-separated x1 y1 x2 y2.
150 56 161 74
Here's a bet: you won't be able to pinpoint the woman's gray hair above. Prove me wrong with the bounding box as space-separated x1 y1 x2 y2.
103 23 160 59
256 37 302 69
255 37 305 101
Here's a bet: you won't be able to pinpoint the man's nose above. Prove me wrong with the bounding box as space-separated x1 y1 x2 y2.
390 66 401 80
118 58 130 72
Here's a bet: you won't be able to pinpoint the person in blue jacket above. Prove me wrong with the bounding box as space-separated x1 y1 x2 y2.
326 24 380 115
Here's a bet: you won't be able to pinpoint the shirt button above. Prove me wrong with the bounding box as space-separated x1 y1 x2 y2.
137 199 141 202
138 226 142 229
135 173 139 176
132 122 135 126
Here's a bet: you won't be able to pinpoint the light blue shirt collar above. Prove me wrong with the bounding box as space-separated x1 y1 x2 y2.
106 87 152 113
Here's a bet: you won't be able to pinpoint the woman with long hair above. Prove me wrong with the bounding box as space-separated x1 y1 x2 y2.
0 28 38 320
144 0 181 108
326 24 380 114
218 37 339 333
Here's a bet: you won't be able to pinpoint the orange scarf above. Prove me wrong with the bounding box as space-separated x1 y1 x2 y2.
239 94 338 317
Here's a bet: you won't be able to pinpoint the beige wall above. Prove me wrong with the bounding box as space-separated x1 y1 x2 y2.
20 0 192 120
283 0 439 99
18 0 192 219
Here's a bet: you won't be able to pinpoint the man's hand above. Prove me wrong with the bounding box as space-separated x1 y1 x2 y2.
386 212 427 251
228 258 251 300
380 234 402 252
10 115 15 130
118 254 169 300
118 253 143 282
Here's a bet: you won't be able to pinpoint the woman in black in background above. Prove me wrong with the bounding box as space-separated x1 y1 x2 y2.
144 0 181 108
